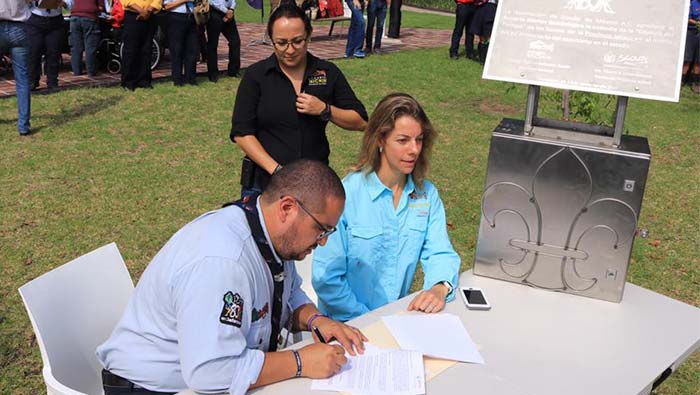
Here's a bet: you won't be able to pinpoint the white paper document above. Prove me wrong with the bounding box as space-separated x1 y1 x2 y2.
382 313 485 364
311 343 425 395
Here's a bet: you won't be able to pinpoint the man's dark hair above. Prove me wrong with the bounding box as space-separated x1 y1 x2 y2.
262 159 345 211
267 2 313 39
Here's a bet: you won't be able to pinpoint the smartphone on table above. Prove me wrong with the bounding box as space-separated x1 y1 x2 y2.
460 287 491 310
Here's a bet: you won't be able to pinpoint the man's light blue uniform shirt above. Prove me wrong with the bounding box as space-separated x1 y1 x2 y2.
312 171 460 322
96 198 312 395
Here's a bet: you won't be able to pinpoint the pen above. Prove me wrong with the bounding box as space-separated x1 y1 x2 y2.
312 326 326 343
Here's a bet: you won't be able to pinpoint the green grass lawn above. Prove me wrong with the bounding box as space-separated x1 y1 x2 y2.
1 42 699 394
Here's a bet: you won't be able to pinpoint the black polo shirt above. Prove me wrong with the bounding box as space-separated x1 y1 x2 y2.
231 52 368 188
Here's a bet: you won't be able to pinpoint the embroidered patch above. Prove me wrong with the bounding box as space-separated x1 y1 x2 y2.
308 70 328 86
409 190 427 200
251 302 269 322
220 291 243 327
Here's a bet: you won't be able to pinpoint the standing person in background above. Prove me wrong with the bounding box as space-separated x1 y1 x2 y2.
312 93 460 322
448 0 476 60
27 0 72 91
70 0 105 77
364 0 387 55
163 0 199 86
469 0 496 65
0 0 32 135
345 0 365 58
683 0 700 93
207 0 240 82
231 3 367 197
386 0 399 38
121 0 162 90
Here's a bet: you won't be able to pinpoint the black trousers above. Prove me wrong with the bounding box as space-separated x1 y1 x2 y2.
167 12 199 85
26 14 64 88
387 0 401 38
449 3 477 57
102 370 175 395
121 12 156 90
206 9 240 79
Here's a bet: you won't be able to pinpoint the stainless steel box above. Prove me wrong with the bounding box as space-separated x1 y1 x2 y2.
474 118 651 302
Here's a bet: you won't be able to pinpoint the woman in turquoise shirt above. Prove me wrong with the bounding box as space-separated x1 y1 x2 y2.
312 93 461 322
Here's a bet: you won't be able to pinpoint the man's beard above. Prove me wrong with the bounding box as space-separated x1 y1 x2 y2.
275 224 317 261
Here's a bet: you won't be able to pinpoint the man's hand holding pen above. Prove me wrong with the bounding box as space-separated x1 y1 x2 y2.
310 315 367 356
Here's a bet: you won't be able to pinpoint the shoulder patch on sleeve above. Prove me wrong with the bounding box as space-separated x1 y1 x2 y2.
220 291 244 327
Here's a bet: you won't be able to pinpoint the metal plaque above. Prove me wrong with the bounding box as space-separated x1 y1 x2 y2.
483 0 690 102
473 119 651 303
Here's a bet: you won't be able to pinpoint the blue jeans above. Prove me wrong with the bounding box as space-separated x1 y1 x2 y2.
70 16 100 76
365 0 387 50
345 0 365 56
0 21 31 134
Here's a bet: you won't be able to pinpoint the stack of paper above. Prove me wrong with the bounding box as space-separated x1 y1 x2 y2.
311 343 425 395
381 313 485 364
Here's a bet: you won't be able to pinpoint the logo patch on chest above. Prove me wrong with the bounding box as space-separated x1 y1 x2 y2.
307 70 328 86
220 291 244 327
252 302 269 322
409 190 427 200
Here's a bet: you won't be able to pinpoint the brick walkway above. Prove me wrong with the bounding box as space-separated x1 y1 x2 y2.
0 22 450 97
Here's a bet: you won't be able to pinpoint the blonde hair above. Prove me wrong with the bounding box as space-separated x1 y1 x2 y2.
352 93 436 189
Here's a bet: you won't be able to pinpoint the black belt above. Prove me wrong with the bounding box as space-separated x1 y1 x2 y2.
102 370 175 395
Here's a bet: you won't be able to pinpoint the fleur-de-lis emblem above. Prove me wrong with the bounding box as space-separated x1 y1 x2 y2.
475 137 646 302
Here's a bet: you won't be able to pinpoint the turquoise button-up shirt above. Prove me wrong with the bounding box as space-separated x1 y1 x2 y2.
312 171 460 322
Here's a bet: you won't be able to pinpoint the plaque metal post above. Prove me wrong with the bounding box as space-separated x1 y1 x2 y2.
522 85 629 148
612 96 629 148
524 85 540 134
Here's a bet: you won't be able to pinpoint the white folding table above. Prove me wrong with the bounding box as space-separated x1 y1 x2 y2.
250 270 700 395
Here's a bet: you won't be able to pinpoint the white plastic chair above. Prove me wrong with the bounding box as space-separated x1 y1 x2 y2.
19 243 134 395
289 253 317 344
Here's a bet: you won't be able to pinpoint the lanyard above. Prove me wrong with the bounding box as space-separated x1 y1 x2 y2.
230 195 286 352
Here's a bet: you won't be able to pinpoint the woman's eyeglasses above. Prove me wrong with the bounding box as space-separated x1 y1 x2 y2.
272 36 309 51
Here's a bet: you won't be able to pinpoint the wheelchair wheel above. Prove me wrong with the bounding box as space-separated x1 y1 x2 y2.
107 59 121 74
118 38 162 71
150 38 161 70
0 55 11 77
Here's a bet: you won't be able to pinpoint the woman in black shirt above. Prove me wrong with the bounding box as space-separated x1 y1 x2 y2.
231 3 368 196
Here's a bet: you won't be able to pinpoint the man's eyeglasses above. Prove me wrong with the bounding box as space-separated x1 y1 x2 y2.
285 196 337 241
272 36 308 51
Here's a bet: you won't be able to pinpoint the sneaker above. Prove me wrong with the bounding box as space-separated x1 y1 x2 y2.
449 54 459 60
353 50 366 58
19 130 30 136
692 83 700 94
